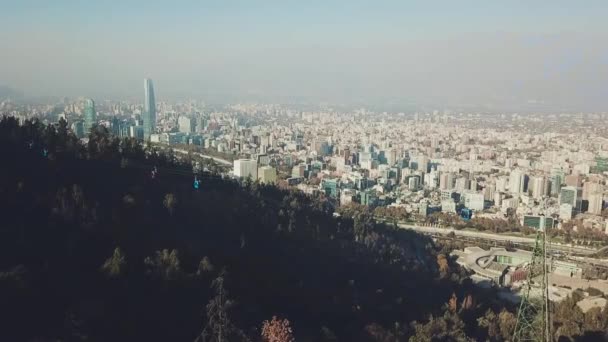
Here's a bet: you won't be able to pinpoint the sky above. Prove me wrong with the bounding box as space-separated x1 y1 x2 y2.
1 1 607 109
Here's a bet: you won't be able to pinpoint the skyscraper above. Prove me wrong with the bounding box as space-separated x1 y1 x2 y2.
509 169 526 194
143 78 156 141
83 98 96 135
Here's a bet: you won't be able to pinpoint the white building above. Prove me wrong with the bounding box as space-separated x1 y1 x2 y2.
441 199 457 213
234 159 258 180
178 115 194 133
587 192 603 215
530 175 546 200
509 169 525 194
560 203 573 221
464 192 485 211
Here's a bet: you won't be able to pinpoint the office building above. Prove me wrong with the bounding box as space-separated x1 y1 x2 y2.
559 186 578 208
233 159 258 180
322 179 339 199
143 78 156 141
83 98 96 135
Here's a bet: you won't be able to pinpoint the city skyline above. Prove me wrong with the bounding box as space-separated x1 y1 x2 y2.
1 1 608 109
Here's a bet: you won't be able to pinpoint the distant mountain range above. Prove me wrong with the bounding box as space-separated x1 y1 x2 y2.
0 86 23 100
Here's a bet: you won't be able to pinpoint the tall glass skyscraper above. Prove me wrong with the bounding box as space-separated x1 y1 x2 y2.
143 78 156 141
83 98 96 135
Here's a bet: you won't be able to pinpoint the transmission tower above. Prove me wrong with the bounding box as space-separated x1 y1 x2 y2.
513 217 551 342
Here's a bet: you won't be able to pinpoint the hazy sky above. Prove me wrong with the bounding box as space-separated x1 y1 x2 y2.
2 1 607 108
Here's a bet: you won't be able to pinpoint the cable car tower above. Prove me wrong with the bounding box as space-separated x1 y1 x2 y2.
513 214 551 342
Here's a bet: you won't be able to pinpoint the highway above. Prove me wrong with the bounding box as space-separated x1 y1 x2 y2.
172 148 233 167
397 223 599 256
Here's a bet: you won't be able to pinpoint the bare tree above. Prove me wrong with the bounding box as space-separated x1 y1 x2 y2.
196 273 249 342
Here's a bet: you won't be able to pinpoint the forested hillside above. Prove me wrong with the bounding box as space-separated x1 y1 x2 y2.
0 117 604 342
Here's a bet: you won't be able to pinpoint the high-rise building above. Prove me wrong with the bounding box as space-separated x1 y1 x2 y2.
233 159 258 179
550 168 565 196
71 121 85 139
418 156 429 173
530 176 546 200
509 169 526 194
439 172 455 190
143 78 156 141
83 98 96 135
582 182 603 201
587 192 603 215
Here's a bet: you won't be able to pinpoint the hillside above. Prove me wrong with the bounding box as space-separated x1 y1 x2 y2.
2 117 604 342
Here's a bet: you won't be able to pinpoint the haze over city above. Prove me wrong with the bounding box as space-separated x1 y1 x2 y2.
4 2 608 341
2 1 608 109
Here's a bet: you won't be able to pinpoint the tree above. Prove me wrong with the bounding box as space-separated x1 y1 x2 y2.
196 273 248 342
197 256 215 274
261 316 295 342
144 249 181 280
497 309 516 341
409 312 470 342
163 193 178 215
477 309 499 341
100 247 126 278
437 254 450 277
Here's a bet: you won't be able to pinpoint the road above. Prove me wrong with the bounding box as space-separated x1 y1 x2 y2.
397 223 599 256
172 148 233 167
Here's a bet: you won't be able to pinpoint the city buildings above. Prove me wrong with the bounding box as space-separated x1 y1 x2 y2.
8 95 608 237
